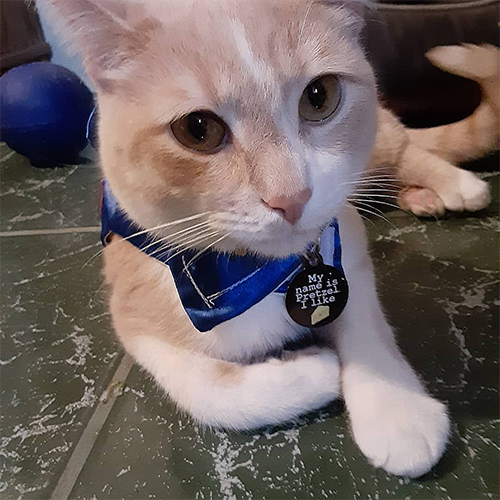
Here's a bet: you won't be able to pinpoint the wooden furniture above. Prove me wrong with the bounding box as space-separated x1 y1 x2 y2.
1 0 51 73
365 0 499 127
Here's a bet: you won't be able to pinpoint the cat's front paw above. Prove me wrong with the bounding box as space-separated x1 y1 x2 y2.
349 385 450 478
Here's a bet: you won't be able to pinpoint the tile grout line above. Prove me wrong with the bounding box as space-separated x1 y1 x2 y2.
49 354 135 500
0 227 101 237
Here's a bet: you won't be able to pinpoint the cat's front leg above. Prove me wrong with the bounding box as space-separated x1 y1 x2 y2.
333 205 450 477
126 335 340 430
105 236 340 430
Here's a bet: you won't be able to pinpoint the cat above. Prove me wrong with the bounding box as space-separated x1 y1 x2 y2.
370 44 498 218
44 0 451 478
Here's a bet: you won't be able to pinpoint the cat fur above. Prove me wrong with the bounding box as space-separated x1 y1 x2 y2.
43 0 452 478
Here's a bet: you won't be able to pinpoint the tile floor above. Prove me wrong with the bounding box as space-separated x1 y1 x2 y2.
1 142 498 499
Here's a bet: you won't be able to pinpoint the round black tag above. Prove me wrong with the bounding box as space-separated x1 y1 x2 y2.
286 264 349 328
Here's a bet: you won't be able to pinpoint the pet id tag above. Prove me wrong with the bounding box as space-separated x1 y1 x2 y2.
285 245 348 328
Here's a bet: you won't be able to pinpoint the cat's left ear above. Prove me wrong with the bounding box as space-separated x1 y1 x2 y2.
321 0 373 38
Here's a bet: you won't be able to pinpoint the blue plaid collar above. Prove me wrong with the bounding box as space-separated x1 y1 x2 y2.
101 180 345 332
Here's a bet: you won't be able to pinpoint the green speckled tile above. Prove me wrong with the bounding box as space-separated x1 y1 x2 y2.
70 172 499 499
0 143 101 232
0 232 120 499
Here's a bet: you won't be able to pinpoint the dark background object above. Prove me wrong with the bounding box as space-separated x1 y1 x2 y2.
0 0 51 74
364 0 499 127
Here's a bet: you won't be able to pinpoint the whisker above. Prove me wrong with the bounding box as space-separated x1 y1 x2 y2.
350 193 400 200
342 179 400 187
353 187 402 194
354 207 396 228
165 224 215 248
352 197 421 222
349 176 399 183
357 211 377 229
351 172 396 179
354 184 400 191
83 247 106 269
349 197 401 211
161 231 222 264
347 178 400 185
183 232 232 271
349 167 397 177
349 170 398 179
149 228 219 258
298 0 315 45
139 220 212 253
352 201 397 228
83 212 213 267
119 212 212 243
353 207 385 236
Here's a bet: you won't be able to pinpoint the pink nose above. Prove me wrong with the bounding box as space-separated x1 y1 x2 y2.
263 188 312 225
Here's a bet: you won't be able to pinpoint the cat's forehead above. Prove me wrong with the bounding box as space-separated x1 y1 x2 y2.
140 0 360 111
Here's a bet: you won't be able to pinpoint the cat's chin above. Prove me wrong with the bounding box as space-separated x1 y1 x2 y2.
215 229 322 259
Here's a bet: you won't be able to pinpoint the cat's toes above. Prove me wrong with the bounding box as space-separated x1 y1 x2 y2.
398 187 445 217
457 170 491 211
437 170 491 212
350 388 450 478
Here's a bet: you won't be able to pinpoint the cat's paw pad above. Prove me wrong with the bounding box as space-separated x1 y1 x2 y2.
350 388 450 478
398 187 445 217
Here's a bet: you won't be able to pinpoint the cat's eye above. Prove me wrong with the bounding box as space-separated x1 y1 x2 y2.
299 75 341 122
171 112 228 153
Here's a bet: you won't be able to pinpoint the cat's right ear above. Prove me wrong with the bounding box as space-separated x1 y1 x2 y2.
37 0 151 93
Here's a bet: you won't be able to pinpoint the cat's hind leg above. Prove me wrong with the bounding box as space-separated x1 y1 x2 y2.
398 187 445 218
125 336 340 430
371 106 491 217
397 143 490 216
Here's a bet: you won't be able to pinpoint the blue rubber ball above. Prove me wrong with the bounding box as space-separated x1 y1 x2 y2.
0 62 94 168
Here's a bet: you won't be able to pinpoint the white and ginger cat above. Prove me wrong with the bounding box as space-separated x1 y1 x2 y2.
372 43 498 218
45 0 454 478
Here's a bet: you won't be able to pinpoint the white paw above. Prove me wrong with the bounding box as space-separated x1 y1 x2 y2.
349 385 450 478
213 347 341 429
268 347 340 410
398 187 445 217
436 170 491 212
276 347 340 402
457 170 491 211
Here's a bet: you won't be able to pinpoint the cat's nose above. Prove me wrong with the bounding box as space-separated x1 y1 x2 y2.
263 188 312 225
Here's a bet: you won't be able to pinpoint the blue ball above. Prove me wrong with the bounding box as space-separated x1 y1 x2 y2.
0 62 94 168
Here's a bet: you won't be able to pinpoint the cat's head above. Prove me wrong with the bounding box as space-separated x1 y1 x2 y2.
45 0 377 258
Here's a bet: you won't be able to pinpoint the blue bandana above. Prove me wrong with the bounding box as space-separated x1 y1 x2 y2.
101 181 345 332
